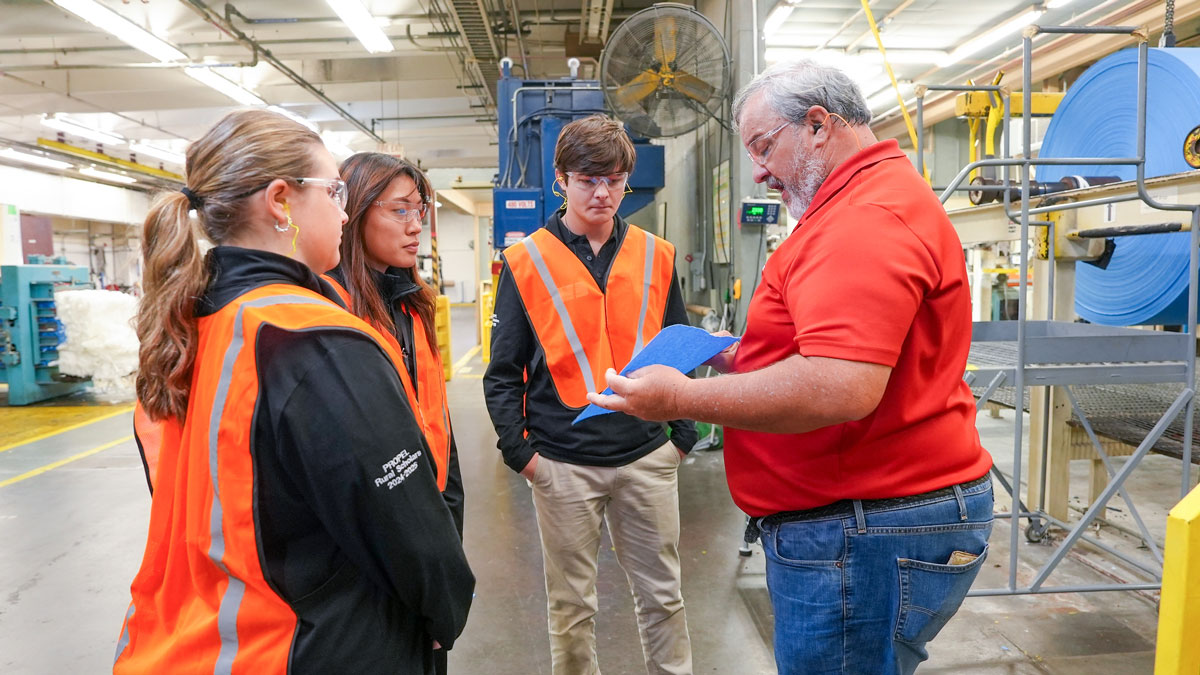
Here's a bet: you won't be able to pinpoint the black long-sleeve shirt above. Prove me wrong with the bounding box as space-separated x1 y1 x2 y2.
327 265 465 537
483 213 698 474
191 247 473 672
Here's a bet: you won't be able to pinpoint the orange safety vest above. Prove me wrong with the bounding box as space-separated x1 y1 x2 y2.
114 283 416 673
132 401 166 492
503 224 675 408
322 275 452 492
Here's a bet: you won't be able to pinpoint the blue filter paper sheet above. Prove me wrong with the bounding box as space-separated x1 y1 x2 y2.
572 324 739 425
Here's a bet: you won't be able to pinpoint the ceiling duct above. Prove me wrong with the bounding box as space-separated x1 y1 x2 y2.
444 0 501 105
580 0 615 45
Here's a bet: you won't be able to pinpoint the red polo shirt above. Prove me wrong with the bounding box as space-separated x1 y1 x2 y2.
725 139 992 516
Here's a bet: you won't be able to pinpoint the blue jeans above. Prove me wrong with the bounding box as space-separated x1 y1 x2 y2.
758 478 993 675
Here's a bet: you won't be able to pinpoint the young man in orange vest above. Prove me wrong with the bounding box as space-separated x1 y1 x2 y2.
484 115 696 675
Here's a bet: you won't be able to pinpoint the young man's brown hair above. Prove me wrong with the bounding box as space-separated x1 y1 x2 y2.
553 114 637 176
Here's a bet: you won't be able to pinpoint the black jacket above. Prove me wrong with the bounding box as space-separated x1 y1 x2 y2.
326 265 465 538
188 246 473 674
483 213 698 473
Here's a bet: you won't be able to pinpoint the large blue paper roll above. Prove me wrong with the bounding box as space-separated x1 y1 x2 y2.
1038 48 1200 325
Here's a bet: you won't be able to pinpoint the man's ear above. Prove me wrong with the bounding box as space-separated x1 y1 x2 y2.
806 105 830 143
807 105 830 129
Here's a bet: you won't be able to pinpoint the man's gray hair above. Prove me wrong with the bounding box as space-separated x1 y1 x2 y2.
731 59 872 131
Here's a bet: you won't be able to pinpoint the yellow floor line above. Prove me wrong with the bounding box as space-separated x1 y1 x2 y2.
449 302 475 308
0 434 133 489
458 374 484 380
453 344 482 373
0 404 134 455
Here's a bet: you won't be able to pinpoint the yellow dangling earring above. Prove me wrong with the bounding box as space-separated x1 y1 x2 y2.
282 202 300 255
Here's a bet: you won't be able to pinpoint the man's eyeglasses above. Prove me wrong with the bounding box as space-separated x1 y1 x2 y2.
374 199 428 223
295 177 348 209
745 122 792 166
565 172 630 194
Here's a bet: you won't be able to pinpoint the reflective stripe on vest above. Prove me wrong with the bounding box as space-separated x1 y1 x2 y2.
116 284 414 674
321 275 451 491
503 224 675 409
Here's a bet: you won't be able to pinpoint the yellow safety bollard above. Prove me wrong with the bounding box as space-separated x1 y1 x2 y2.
435 294 452 381
1155 481 1200 674
479 288 494 365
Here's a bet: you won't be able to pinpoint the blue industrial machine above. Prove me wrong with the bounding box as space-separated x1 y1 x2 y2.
493 59 665 250
0 263 91 405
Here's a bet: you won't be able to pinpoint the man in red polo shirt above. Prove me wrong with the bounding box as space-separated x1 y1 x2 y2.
589 60 994 675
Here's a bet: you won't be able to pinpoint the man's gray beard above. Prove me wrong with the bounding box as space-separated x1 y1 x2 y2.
782 153 827 218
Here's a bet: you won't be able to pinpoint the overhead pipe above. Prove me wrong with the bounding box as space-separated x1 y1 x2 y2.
182 0 384 143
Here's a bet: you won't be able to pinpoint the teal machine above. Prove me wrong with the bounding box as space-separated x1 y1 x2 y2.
0 263 91 405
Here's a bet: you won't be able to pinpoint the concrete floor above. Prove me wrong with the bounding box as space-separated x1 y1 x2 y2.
0 307 1184 673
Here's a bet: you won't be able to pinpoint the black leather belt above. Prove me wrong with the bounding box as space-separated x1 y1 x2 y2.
759 474 992 527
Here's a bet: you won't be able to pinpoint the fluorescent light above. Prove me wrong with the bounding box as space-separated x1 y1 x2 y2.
938 10 1044 68
52 0 186 62
41 114 125 145
321 132 354 159
763 2 797 40
185 67 266 106
80 166 137 184
1046 0 1077 8
129 141 185 165
855 49 949 65
268 106 319 132
866 85 912 110
325 0 394 53
0 148 73 170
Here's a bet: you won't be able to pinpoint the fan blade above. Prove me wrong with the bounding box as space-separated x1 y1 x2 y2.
614 70 662 108
671 70 716 104
655 16 678 66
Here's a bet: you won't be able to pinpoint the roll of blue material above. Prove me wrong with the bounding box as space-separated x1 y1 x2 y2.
1038 48 1200 325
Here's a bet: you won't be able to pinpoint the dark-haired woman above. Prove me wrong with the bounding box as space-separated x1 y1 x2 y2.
324 153 464 540
116 110 473 674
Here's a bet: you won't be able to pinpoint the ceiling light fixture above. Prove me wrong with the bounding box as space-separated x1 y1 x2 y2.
0 148 73 170
129 141 185 166
80 166 137 184
866 84 912 110
938 9 1045 68
321 132 354 159
51 0 186 63
763 0 801 40
40 114 126 145
855 49 950 65
185 67 266 106
268 106 319 132
325 0 395 53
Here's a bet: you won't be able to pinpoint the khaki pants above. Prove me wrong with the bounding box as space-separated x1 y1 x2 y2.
530 441 692 675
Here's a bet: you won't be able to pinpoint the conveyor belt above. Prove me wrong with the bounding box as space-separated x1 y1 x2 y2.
968 340 1200 464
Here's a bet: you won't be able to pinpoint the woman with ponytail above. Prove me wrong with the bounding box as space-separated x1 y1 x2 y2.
325 154 464 545
116 109 473 675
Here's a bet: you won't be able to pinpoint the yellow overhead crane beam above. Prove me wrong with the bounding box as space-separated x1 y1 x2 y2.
954 91 1064 118
36 138 183 182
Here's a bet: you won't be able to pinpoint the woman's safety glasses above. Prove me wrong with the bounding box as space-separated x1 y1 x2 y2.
374 200 428 223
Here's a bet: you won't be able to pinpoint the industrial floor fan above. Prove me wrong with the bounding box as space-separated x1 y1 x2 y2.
600 2 731 138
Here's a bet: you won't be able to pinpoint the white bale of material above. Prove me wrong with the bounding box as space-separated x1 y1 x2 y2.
55 289 139 400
